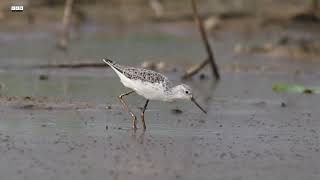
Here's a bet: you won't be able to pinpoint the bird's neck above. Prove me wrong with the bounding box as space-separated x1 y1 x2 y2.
165 86 180 101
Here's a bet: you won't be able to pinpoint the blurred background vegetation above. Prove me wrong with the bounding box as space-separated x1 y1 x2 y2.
1 0 318 26
0 0 318 66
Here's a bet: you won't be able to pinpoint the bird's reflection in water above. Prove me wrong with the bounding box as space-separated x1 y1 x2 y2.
130 129 146 144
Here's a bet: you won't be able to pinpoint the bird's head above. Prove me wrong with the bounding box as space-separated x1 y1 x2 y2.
172 84 193 100
172 84 206 114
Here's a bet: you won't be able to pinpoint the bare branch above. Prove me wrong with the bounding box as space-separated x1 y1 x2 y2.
183 0 220 80
57 0 74 51
182 58 209 79
37 62 107 69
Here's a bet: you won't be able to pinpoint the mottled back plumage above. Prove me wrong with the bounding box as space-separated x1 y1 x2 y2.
104 59 172 90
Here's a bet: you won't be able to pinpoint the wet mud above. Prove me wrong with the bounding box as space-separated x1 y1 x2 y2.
0 3 320 179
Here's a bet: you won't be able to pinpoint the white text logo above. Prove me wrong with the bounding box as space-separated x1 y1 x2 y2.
11 6 24 12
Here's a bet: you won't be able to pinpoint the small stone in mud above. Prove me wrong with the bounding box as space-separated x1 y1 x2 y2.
254 101 266 107
199 119 205 124
220 152 227 159
39 74 49 80
20 104 35 109
171 108 183 114
199 73 208 80
24 96 32 100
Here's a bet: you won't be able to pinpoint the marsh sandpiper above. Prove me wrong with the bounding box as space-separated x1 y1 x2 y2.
103 58 206 130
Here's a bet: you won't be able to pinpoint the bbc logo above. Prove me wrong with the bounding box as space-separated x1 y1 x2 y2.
11 5 24 12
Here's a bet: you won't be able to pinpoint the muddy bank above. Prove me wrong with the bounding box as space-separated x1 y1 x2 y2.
0 71 320 180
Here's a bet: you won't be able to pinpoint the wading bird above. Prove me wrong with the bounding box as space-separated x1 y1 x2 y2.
103 58 206 130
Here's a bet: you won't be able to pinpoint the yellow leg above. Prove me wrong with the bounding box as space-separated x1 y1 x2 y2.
118 91 137 129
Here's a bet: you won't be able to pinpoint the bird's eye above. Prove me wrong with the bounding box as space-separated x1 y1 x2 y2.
185 90 189 94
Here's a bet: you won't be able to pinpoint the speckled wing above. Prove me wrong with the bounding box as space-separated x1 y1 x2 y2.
112 63 172 90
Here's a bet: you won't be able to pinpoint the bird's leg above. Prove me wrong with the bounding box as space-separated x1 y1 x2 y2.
141 99 149 130
118 90 137 129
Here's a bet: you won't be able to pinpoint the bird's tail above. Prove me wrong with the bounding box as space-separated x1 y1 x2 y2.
103 58 124 74
102 58 114 67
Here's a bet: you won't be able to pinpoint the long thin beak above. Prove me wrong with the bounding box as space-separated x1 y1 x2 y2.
191 97 207 114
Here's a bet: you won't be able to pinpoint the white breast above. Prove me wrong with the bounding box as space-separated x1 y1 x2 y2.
131 80 168 100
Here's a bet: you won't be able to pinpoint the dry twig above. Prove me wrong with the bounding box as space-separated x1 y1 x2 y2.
182 0 220 80
36 62 107 69
57 0 74 51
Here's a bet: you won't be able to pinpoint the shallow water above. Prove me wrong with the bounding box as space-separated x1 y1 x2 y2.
0 69 319 180
0 22 320 180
